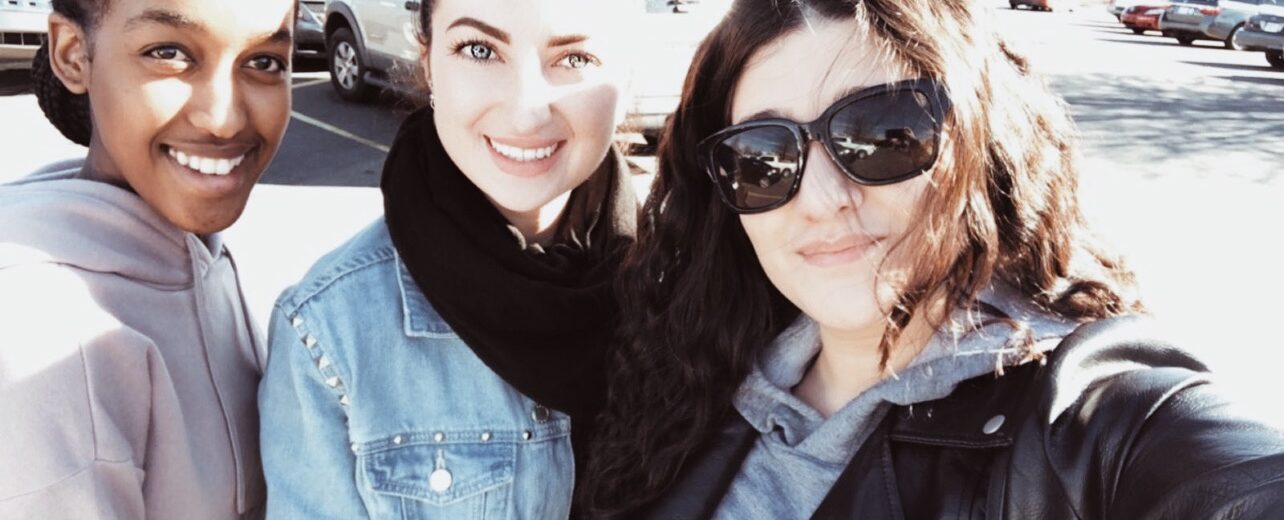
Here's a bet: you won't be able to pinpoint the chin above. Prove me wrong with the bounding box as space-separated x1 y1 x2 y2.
171 205 246 236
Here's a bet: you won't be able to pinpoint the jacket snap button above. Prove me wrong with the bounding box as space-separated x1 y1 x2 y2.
532 405 551 423
982 414 1006 435
429 468 453 493
433 432 445 443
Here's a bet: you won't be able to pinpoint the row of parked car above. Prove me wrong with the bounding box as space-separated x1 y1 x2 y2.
1109 0 1284 68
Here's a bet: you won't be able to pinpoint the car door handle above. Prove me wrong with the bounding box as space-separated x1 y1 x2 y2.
405 1 421 10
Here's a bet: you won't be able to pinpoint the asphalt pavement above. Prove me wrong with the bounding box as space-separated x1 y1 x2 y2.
2 5 1282 421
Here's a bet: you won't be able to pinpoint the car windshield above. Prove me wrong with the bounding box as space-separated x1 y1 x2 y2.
1175 0 1216 5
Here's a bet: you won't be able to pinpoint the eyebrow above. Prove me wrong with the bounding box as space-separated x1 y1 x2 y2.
548 34 589 47
125 9 204 32
739 83 884 123
447 17 510 44
124 8 292 47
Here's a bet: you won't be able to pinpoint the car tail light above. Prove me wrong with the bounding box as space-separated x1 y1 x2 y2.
1200 6 1220 15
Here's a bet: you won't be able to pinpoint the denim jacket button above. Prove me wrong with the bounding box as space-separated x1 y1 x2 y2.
480 432 492 442
522 431 533 441
433 432 445 443
429 468 453 492
393 435 403 445
532 405 551 423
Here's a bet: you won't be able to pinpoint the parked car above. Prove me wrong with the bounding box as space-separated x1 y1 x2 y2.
1159 0 1223 45
295 1 326 60
1012 0 1081 11
1233 13 1284 67
320 0 425 102
1200 0 1284 49
0 0 50 72
1122 4 1171 33
1110 0 1152 18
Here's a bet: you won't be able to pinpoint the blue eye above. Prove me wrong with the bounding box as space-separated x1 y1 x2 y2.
464 42 495 61
560 53 595 70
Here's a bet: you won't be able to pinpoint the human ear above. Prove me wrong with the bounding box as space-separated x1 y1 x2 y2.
46 13 92 95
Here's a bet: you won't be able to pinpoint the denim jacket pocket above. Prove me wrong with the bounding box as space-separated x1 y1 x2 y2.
359 431 516 519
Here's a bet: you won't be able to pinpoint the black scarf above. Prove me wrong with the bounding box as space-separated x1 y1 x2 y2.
382 108 636 436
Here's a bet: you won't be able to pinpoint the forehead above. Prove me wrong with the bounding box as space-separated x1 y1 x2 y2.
432 0 630 41
730 17 911 124
103 0 295 39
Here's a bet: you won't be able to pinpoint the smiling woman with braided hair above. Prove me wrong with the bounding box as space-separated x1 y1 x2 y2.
0 0 294 517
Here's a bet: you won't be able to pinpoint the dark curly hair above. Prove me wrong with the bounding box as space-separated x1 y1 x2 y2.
31 0 110 146
579 0 1142 516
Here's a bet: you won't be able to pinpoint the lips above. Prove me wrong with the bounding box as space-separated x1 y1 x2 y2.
797 233 882 267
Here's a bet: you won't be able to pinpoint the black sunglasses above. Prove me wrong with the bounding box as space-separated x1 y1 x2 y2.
697 78 952 214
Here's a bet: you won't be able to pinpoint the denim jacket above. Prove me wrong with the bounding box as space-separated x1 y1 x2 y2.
259 219 574 519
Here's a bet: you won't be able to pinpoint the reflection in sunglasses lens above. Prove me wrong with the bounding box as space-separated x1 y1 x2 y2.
829 90 937 183
711 126 800 210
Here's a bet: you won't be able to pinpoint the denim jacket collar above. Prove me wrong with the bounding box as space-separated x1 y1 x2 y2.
394 253 456 338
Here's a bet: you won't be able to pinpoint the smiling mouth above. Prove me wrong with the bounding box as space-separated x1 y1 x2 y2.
165 146 248 176
487 137 560 163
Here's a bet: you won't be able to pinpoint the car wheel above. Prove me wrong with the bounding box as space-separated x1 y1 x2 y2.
328 28 374 102
1267 50 1284 69
1224 25 1246 51
1010 1 1019 8
1128 26 1145 34
1176 35 1195 46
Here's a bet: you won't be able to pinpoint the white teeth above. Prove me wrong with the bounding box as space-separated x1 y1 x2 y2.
166 147 248 176
488 138 558 162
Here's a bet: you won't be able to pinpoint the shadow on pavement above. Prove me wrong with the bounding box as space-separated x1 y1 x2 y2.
1096 37 1187 48
1182 60 1282 73
0 69 33 96
1215 75 1284 86
1052 73 1283 184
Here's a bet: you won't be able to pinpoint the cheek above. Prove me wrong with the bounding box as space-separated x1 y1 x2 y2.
247 83 291 149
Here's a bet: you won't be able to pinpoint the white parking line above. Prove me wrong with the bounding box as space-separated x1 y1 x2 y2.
292 78 330 89
290 111 391 153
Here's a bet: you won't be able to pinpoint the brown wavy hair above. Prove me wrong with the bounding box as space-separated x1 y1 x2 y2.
579 0 1141 515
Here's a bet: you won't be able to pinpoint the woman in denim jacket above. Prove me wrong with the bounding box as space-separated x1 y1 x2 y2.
257 0 637 518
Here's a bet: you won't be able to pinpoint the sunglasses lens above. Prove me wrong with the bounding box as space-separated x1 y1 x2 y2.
707 126 801 211
828 90 939 183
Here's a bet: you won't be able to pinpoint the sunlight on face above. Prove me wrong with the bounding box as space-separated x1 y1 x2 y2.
426 0 631 236
732 18 933 337
85 0 294 234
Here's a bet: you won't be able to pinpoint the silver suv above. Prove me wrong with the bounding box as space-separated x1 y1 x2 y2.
0 0 51 72
321 0 426 102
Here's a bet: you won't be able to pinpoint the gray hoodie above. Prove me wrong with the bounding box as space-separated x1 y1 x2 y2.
0 161 266 519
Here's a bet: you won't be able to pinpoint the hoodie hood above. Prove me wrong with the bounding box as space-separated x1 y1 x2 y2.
0 159 216 289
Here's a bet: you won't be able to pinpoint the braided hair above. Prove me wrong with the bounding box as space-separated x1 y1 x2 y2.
32 0 109 147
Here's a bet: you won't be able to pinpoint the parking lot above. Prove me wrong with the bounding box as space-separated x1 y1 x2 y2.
2 4 1283 417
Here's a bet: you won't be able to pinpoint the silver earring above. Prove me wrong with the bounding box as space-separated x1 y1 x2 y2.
429 93 436 110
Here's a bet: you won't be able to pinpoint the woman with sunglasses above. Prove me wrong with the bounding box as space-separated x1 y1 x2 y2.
0 0 295 516
580 0 1284 517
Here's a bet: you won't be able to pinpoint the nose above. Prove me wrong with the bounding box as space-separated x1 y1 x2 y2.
507 51 555 134
186 63 248 139
793 141 861 220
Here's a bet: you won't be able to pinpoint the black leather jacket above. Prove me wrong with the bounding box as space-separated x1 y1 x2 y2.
646 318 1284 519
